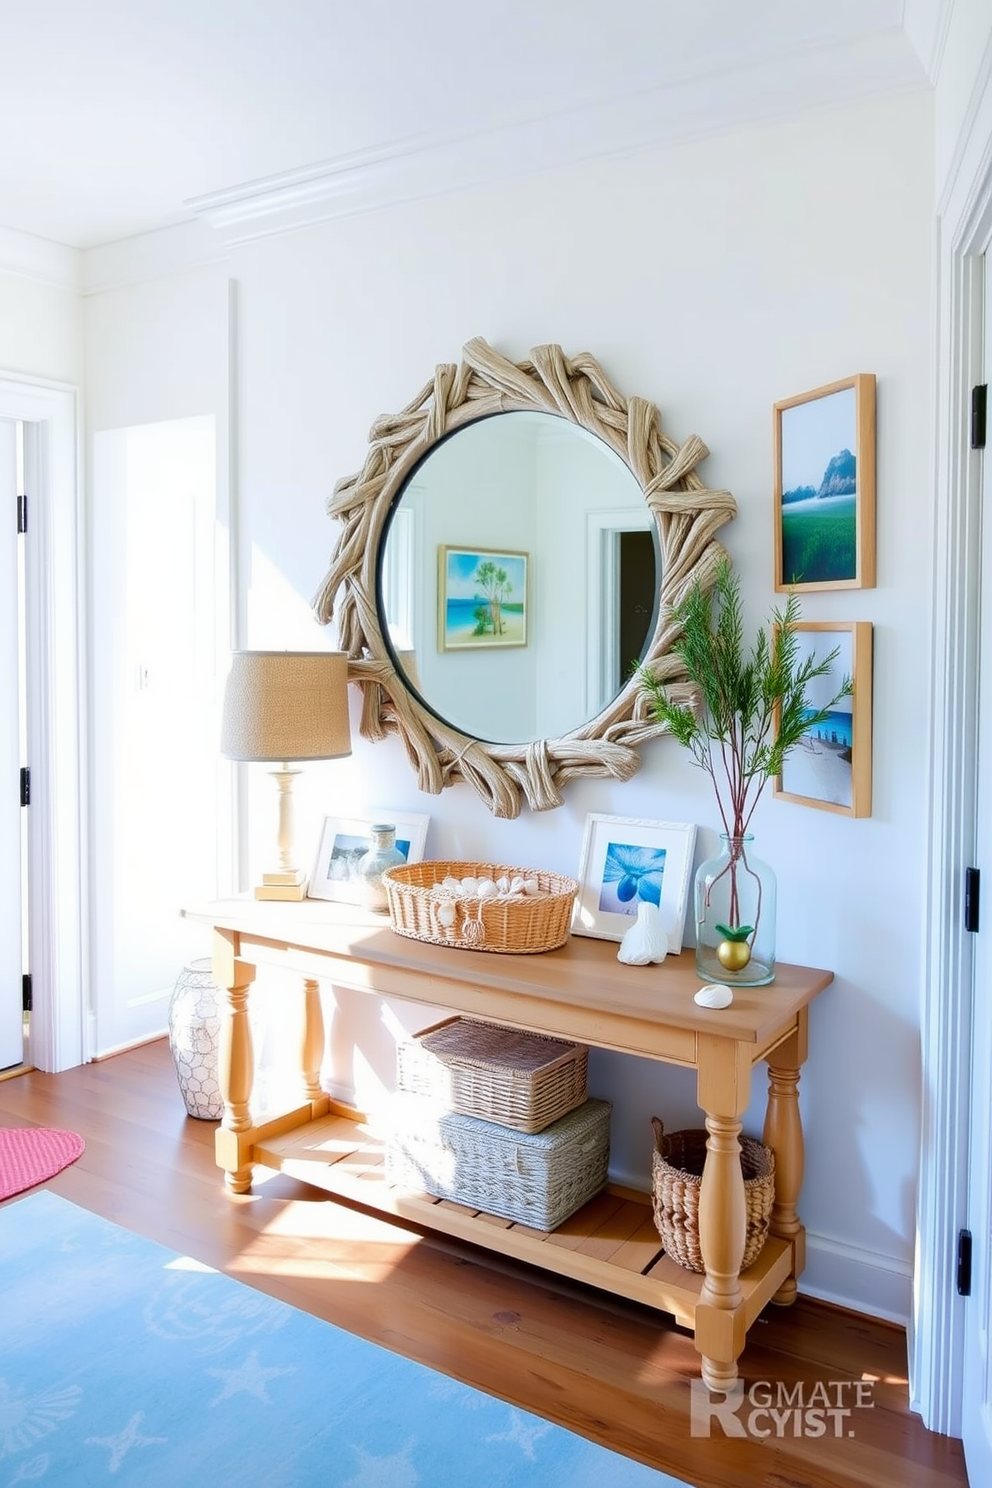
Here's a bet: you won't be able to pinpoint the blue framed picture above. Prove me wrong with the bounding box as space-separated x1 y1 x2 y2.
572 814 697 952
438 546 528 650
773 374 876 592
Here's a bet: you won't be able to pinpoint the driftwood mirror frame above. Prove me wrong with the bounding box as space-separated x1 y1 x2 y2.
312 338 737 817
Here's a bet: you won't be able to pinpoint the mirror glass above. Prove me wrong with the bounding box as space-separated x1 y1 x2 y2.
378 411 658 744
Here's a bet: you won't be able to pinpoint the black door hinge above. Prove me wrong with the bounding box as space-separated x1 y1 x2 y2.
972 385 987 450
965 866 980 932
957 1228 973 1296
19 768 29 807
16 493 27 533
21 973 32 1014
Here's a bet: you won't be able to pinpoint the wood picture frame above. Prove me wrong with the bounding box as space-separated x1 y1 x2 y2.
774 374 876 592
437 545 529 651
572 813 697 952
774 621 873 817
307 810 430 902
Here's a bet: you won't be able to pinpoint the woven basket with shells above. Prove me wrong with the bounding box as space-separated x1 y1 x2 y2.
382 860 578 954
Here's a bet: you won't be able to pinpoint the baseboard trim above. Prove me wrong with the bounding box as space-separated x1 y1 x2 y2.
800 1229 912 1326
91 1029 168 1062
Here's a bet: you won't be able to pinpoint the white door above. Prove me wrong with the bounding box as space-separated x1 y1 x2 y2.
964 251 992 1484
89 415 224 1054
0 418 24 1069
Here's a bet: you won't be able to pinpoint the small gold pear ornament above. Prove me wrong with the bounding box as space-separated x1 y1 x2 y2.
715 923 753 972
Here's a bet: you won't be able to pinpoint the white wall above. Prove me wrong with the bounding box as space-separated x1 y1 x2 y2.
82 86 933 1319
0 269 82 385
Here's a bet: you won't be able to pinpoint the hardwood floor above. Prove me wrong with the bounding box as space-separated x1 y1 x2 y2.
0 1040 969 1488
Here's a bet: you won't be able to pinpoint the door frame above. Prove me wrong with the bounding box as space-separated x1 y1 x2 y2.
0 375 86 1073
914 92 992 1430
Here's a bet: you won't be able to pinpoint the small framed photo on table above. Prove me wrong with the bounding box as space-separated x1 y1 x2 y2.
572 814 697 952
307 810 430 903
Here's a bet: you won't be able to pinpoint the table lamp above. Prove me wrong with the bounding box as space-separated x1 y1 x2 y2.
221 650 351 900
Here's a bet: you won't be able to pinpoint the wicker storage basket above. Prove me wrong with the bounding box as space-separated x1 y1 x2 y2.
397 1017 588 1133
382 860 579 954
386 1096 612 1230
650 1118 775 1274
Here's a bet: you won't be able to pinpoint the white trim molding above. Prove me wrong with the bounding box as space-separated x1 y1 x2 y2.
0 226 80 290
802 1231 913 1327
0 375 87 1072
914 48 992 1435
187 31 926 246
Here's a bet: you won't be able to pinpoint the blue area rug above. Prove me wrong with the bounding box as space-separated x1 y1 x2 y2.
0 1191 686 1487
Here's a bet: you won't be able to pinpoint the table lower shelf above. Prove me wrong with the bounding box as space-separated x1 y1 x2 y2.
252 1109 794 1331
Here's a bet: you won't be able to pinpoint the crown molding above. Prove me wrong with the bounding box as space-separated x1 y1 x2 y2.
902 0 955 84
188 29 928 245
0 225 80 290
79 219 227 296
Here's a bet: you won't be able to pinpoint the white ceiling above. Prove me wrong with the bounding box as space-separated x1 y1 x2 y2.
0 0 936 251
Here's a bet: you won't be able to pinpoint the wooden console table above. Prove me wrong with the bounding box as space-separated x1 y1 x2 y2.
183 897 831 1390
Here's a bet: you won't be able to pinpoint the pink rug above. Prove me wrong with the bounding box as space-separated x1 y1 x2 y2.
0 1126 85 1201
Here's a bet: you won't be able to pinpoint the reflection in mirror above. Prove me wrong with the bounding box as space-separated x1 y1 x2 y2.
313 338 736 817
379 412 657 744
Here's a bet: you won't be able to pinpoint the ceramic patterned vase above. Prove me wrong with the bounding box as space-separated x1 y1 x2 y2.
168 957 224 1119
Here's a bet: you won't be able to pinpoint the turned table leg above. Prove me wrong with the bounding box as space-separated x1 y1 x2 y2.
762 1010 808 1305
695 1035 752 1391
213 931 257 1194
299 977 325 1104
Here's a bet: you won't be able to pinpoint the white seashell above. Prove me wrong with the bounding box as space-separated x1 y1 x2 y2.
693 983 734 1009
476 878 498 899
617 900 669 965
442 876 462 894
521 878 540 895
496 876 510 893
460 876 479 895
436 902 457 928
509 876 526 895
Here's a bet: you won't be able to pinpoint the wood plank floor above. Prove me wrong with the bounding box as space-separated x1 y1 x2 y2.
0 1040 969 1488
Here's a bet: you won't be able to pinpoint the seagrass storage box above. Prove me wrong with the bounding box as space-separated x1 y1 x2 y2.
396 1017 588 1134
386 1096 612 1230
650 1118 775 1274
382 860 578 954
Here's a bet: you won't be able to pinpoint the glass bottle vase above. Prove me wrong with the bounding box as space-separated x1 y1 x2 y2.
357 823 406 913
694 834 776 987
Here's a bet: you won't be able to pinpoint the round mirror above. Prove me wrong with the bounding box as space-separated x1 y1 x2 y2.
313 338 736 817
379 411 658 745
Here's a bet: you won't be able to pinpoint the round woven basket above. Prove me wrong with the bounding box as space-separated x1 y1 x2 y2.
382 860 579 954
650 1118 775 1273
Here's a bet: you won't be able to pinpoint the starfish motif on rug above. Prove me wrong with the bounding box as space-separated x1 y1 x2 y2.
342 1439 420 1488
85 1411 167 1471
485 1407 554 1461
205 1347 296 1405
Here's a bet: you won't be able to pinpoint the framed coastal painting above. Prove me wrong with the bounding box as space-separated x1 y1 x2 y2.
774 622 873 817
773 374 876 592
437 546 528 650
307 810 430 903
572 814 697 952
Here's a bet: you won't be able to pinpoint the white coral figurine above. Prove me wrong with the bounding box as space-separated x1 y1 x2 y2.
617 900 669 965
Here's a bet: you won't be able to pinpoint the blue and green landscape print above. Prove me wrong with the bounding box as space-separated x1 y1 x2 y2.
599 842 666 916
780 384 857 585
442 548 527 648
